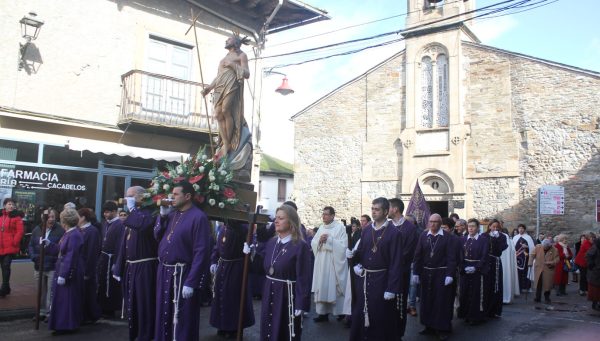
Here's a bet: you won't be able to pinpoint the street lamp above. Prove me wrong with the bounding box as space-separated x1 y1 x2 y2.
18 12 44 72
263 70 294 96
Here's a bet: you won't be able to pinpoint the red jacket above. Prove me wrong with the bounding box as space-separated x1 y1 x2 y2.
575 239 592 268
0 209 24 255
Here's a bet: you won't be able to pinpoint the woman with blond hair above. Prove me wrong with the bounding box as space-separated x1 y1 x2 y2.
46 208 85 334
554 234 573 296
256 204 312 340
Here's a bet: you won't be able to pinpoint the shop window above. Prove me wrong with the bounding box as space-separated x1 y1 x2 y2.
43 145 98 168
0 139 38 163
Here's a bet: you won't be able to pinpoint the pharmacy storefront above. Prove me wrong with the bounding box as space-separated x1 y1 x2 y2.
0 138 181 237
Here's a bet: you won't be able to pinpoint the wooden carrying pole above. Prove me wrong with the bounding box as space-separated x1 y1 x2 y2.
34 210 49 329
237 204 262 341
187 9 215 157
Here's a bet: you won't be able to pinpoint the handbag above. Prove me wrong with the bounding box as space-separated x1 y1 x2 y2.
563 259 577 272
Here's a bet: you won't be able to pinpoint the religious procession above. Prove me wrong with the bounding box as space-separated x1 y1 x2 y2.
2 1 600 341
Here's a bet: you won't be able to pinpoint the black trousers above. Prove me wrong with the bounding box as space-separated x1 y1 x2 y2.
579 267 588 292
0 254 13 289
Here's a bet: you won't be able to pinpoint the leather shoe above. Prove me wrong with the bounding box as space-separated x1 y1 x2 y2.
313 314 329 323
438 332 450 341
407 307 417 316
419 327 435 335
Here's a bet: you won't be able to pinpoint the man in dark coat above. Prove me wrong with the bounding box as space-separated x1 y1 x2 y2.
97 201 125 317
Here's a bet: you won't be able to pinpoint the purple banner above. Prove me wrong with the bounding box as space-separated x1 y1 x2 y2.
405 181 431 229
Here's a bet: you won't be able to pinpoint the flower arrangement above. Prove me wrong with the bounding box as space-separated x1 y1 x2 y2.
142 147 239 209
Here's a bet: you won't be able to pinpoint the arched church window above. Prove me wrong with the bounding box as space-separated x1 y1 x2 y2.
420 56 433 128
437 54 449 127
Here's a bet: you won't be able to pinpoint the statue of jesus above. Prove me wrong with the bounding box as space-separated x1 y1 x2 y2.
201 33 250 157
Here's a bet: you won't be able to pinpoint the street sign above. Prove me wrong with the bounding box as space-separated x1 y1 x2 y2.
539 185 564 215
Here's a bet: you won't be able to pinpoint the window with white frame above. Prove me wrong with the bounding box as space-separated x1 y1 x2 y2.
419 45 449 129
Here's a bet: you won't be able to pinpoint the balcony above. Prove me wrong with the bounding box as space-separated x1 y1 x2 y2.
118 70 217 137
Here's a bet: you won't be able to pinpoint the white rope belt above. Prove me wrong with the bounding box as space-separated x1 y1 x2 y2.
101 251 113 297
489 254 501 293
161 261 187 341
266 275 298 340
423 266 447 270
359 268 386 327
126 257 158 264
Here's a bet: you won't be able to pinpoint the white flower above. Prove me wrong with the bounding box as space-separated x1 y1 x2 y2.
209 175 216 182
225 174 233 182
163 184 170 191
198 166 205 173
208 198 216 206
143 193 151 199
219 170 227 176
176 165 183 174
201 154 207 161
213 185 219 191
218 202 225 208
193 184 200 191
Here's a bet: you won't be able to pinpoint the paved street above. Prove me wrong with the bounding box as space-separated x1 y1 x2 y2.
1 261 600 340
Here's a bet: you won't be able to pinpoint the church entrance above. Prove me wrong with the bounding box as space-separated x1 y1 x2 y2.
428 201 448 218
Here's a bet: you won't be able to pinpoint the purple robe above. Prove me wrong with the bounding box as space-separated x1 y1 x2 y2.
249 223 275 298
350 222 403 341
210 222 255 331
48 228 85 331
261 237 312 341
393 219 418 339
413 230 458 332
113 207 158 341
97 218 125 312
483 233 508 317
457 234 489 322
81 224 101 323
154 206 211 341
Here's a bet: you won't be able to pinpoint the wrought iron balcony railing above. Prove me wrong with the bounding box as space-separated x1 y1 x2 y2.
119 70 217 132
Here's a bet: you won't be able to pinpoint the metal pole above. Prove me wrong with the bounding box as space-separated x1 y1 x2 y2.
536 188 540 240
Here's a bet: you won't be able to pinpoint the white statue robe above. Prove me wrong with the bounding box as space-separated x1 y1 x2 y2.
501 233 521 303
311 220 348 315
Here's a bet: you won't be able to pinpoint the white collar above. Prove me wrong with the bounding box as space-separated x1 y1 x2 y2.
80 222 91 229
392 216 405 227
468 233 479 240
108 217 119 224
372 220 387 231
427 229 444 236
66 227 77 233
277 234 292 244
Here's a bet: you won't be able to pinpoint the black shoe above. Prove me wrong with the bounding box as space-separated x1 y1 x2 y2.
419 327 435 335
313 314 329 323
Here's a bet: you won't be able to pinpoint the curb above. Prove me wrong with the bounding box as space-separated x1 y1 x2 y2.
0 308 36 322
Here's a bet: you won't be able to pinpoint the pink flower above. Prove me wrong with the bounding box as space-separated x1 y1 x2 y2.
188 174 204 184
223 187 236 199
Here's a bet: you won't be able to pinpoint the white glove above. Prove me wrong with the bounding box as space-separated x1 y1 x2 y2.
444 276 454 286
243 242 251 255
384 292 395 300
113 275 121 282
57 276 66 286
294 310 303 317
353 264 364 276
411 275 420 285
345 249 354 258
182 286 194 299
125 197 136 212
39 237 50 246
160 205 172 216
210 264 217 274
465 266 476 274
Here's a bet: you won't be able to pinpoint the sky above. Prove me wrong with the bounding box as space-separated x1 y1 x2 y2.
256 0 600 163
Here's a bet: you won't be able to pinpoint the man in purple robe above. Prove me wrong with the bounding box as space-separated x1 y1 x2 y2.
457 218 489 325
388 198 418 340
154 181 211 341
97 201 125 317
483 219 508 318
210 222 255 338
412 213 458 341
348 197 403 341
113 186 158 341
78 208 102 324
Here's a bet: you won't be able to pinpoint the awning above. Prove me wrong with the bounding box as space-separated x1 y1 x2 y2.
67 138 187 162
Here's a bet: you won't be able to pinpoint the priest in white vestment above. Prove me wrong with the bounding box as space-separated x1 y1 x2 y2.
501 232 521 303
311 206 348 322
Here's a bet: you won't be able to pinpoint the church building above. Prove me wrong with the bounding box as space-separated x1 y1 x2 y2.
292 0 600 234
